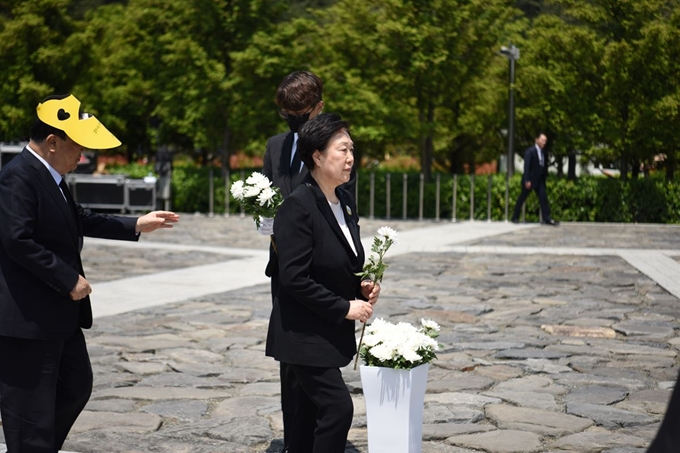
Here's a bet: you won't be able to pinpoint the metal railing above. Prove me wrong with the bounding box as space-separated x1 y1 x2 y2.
205 170 539 222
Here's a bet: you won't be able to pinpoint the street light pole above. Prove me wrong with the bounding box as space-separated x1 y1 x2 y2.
500 44 519 177
499 44 519 222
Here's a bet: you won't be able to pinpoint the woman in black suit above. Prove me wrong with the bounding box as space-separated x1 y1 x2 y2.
265 113 380 453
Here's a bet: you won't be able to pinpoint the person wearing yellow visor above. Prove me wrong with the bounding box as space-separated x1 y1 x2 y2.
0 94 179 452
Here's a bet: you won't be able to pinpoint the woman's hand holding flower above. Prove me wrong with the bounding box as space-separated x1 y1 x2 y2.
361 280 380 305
346 299 373 324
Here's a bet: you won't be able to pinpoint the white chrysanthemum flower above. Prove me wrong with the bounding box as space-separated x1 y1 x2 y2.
257 187 276 207
245 172 271 190
367 318 388 333
243 185 261 198
230 180 245 200
397 342 422 363
360 317 440 368
362 334 381 348
370 343 396 362
421 319 440 331
376 226 398 243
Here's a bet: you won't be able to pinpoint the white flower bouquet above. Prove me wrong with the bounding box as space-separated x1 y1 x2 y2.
230 172 283 228
359 318 440 369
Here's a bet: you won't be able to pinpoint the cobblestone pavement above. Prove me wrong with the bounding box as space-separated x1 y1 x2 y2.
2 216 679 453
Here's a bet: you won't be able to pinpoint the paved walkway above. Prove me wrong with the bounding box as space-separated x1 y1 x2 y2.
2 217 679 453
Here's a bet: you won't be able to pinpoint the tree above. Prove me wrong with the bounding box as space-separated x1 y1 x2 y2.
74 0 286 167
309 0 517 179
546 0 680 179
514 13 605 179
0 0 88 141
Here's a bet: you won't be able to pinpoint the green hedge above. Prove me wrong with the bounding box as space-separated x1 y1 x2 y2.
107 164 680 223
354 171 680 223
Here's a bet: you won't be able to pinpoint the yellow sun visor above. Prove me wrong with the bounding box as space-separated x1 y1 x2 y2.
36 95 121 149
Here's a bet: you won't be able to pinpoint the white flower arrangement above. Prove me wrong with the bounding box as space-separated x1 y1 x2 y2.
359 318 440 369
230 172 283 228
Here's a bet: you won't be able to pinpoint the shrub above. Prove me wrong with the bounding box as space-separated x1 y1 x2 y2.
105 163 680 223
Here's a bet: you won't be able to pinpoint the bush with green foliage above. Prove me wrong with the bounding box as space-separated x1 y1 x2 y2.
107 163 680 223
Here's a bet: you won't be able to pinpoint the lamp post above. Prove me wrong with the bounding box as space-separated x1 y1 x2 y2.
500 44 519 177
499 44 519 222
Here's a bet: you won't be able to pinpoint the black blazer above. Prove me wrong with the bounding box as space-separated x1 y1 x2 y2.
0 149 139 340
265 175 365 368
522 145 547 187
263 132 308 198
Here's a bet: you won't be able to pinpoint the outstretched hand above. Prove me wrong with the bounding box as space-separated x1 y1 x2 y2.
135 211 179 234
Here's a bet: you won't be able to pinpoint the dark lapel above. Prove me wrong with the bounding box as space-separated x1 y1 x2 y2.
291 164 309 192
278 132 295 195
21 149 80 246
305 176 360 262
336 188 363 263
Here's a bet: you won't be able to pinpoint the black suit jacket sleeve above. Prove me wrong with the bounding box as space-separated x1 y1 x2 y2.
263 136 274 181
79 206 139 240
274 195 351 325
0 149 141 339
0 170 79 295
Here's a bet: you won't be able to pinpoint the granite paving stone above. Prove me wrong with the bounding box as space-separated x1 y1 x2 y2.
566 402 657 429
614 389 672 415
141 400 209 421
447 429 544 453
564 386 629 405
485 404 594 436
482 389 559 411
549 429 648 452
6 217 676 453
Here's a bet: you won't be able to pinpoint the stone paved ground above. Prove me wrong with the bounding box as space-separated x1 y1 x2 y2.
2 216 679 453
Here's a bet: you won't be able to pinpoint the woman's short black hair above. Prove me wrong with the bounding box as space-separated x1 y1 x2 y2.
297 113 350 171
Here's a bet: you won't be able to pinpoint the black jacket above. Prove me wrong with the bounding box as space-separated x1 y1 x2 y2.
522 144 548 187
0 149 139 340
265 175 365 368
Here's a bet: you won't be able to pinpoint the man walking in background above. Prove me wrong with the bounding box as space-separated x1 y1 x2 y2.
511 132 559 226
0 94 179 452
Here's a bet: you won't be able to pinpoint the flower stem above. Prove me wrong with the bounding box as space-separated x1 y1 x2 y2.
354 322 367 370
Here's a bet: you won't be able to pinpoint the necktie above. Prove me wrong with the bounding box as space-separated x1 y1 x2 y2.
538 148 543 167
59 178 83 250
59 179 77 216
290 149 302 176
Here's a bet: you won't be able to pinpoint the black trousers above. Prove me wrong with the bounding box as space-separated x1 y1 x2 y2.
280 361 297 451
0 329 93 453
647 367 680 452
285 363 353 453
512 179 551 222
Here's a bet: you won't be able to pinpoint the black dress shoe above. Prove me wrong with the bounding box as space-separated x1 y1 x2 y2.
542 219 560 226
510 218 519 224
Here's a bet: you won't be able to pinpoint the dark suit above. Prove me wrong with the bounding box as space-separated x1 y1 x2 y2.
262 130 356 451
265 175 365 453
263 132 307 199
0 148 139 452
511 144 552 223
